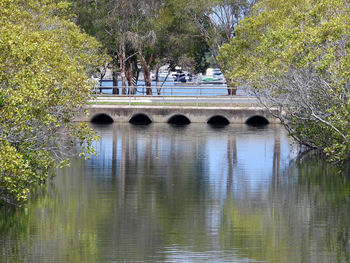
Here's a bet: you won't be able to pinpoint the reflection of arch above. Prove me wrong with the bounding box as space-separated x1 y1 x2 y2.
129 113 152 124
167 114 191 125
207 115 230 126
91 113 114 124
246 115 269 126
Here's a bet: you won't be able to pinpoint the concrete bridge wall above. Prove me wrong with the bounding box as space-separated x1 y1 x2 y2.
76 105 281 124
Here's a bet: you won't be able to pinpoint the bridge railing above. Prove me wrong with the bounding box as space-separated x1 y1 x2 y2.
92 85 253 106
93 85 236 95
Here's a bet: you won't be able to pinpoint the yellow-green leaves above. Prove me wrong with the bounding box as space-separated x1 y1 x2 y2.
0 141 33 204
0 0 107 204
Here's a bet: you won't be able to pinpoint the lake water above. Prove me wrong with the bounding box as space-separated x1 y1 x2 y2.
1 123 350 262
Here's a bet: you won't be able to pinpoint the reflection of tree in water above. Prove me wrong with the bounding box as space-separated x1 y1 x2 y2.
101 124 165 261
0 161 105 263
220 136 350 263
220 127 291 262
226 134 237 192
99 124 213 260
291 155 350 261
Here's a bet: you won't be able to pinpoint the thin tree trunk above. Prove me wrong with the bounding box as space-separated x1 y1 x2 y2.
154 64 161 95
160 69 171 88
112 62 119 95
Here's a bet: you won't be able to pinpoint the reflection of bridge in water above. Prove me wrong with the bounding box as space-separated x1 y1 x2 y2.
91 123 286 199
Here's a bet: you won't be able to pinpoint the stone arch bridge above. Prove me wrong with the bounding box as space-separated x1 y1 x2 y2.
76 105 281 125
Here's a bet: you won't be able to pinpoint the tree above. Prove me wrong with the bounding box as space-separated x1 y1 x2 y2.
219 0 350 164
71 0 159 95
151 0 211 94
183 0 257 94
71 0 215 96
126 0 164 95
0 0 107 204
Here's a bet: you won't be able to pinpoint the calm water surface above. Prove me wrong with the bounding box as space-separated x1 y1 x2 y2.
1 123 350 263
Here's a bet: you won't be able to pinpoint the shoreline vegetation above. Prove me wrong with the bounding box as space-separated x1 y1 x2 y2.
219 0 350 165
1 0 350 205
0 0 108 205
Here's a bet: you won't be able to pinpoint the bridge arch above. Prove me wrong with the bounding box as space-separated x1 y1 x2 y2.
129 113 153 124
90 113 114 124
167 114 191 125
246 115 269 126
207 115 230 126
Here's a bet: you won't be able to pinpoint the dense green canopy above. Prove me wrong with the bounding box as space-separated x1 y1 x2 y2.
0 0 107 204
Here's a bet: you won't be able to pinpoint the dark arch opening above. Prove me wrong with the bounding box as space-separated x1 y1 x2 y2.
91 113 114 124
207 115 230 126
129 113 152 125
168 114 191 125
246 115 269 126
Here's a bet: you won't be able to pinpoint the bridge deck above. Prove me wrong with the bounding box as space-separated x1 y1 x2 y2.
79 98 280 124
90 94 259 106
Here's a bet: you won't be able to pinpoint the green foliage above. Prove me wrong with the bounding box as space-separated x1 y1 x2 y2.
70 0 211 77
219 0 350 164
176 0 256 84
153 0 211 73
0 0 108 204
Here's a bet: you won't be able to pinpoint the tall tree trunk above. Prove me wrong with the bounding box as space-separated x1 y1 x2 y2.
119 41 127 95
139 52 154 95
144 68 152 95
126 60 132 86
112 62 119 95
